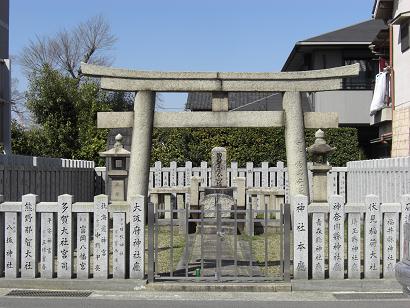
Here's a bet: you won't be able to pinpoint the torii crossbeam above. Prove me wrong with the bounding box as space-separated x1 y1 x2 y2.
81 62 360 205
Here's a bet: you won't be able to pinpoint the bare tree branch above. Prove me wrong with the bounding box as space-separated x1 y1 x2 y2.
19 14 117 80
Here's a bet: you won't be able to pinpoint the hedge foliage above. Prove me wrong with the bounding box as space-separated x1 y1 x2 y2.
151 127 360 167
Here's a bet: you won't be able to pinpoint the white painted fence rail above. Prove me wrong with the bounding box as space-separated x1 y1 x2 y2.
293 193 410 280
0 193 146 279
0 154 97 202
147 161 347 203
347 157 410 203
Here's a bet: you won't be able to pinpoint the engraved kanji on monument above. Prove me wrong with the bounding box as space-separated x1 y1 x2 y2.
365 194 380 278
5 212 19 278
293 194 308 279
57 194 73 278
21 194 38 278
329 195 344 279
347 210 361 279
113 212 126 278
41 213 54 278
94 195 109 279
77 213 90 279
312 212 325 279
130 195 145 279
211 147 227 187
383 209 398 278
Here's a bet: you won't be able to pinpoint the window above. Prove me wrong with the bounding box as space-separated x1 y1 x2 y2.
400 21 410 52
343 59 378 90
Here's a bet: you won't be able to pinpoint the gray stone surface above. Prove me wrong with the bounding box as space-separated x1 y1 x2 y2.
383 211 398 278
177 194 186 234
97 111 339 129
365 194 381 279
21 194 38 278
81 62 359 80
211 147 227 187
347 212 361 279
401 195 410 259
57 194 73 279
211 92 229 111
40 213 54 278
4 212 19 278
283 92 309 202
127 91 155 202
202 194 234 219
129 195 145 279
293 194 308 279
94 195 109 279
312 212 325 280
328 195 344 280
113 212 126 279
77 213 90 279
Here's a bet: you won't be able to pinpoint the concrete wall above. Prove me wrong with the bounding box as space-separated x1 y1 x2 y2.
313 90 373 125
391 0 410 156
0 0 9 59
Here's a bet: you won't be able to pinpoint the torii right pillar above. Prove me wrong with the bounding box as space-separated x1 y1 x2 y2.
283 91 309 202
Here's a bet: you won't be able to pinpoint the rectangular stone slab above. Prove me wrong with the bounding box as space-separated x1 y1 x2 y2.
77 213 90 279
383 212 398 278
40 213 54 278
57 194 73 278
97 111 338 129
312 212 325 279
293 194 308 279
364 195 381 279
5 212 19 278
129 195 145 279
21 194 38 278
347 212 361 279
113 212 126 279
93 195 109 279
329 195 345 280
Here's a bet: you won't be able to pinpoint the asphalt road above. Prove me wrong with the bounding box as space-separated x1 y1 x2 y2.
0 298 410 308
0 291 409 308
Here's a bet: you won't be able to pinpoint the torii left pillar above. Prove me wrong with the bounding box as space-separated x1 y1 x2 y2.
127 91 156 201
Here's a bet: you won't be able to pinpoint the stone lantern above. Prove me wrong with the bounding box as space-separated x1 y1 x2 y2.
306 129 336 203
99 134 130 201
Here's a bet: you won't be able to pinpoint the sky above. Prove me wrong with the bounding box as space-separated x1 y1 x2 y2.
10 0 375 110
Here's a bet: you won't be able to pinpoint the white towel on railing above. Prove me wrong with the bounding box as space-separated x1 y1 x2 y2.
370 71 388 116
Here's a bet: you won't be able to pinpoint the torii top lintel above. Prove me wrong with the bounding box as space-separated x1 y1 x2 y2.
80 63 360 93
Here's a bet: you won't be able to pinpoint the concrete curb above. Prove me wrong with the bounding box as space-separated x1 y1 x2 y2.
0 278 147 291
145 282 292 292
291 279 402 292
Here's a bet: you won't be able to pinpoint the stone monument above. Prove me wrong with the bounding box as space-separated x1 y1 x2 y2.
199 147 235 233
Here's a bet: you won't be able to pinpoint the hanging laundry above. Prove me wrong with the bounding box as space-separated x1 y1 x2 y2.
370 71 388 116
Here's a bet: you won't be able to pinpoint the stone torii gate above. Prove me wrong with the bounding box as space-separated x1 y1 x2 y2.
81 63 359 203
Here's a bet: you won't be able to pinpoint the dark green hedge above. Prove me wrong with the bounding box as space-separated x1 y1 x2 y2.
151 127 360 167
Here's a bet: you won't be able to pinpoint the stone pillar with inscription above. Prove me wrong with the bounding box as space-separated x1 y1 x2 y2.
211 147 227 187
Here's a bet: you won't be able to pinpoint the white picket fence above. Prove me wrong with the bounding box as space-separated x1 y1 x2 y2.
293 193 410 280
347 157 410 204
148 161 347 203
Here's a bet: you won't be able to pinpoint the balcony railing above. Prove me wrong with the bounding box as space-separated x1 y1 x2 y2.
342 78 375 90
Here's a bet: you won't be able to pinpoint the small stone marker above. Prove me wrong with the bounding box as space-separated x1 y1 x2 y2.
211 147 227 187
77 213 90 279
329 195 344 279
312 212 325 279
5 212 19 278
347 212 361 279
364 194 380 278
57 194 73 278
113 212 126 279
293 194 308 279
21 194 38 278
130 195 145 279
94 195 109 279
383 211 398 278
41 213 54 278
